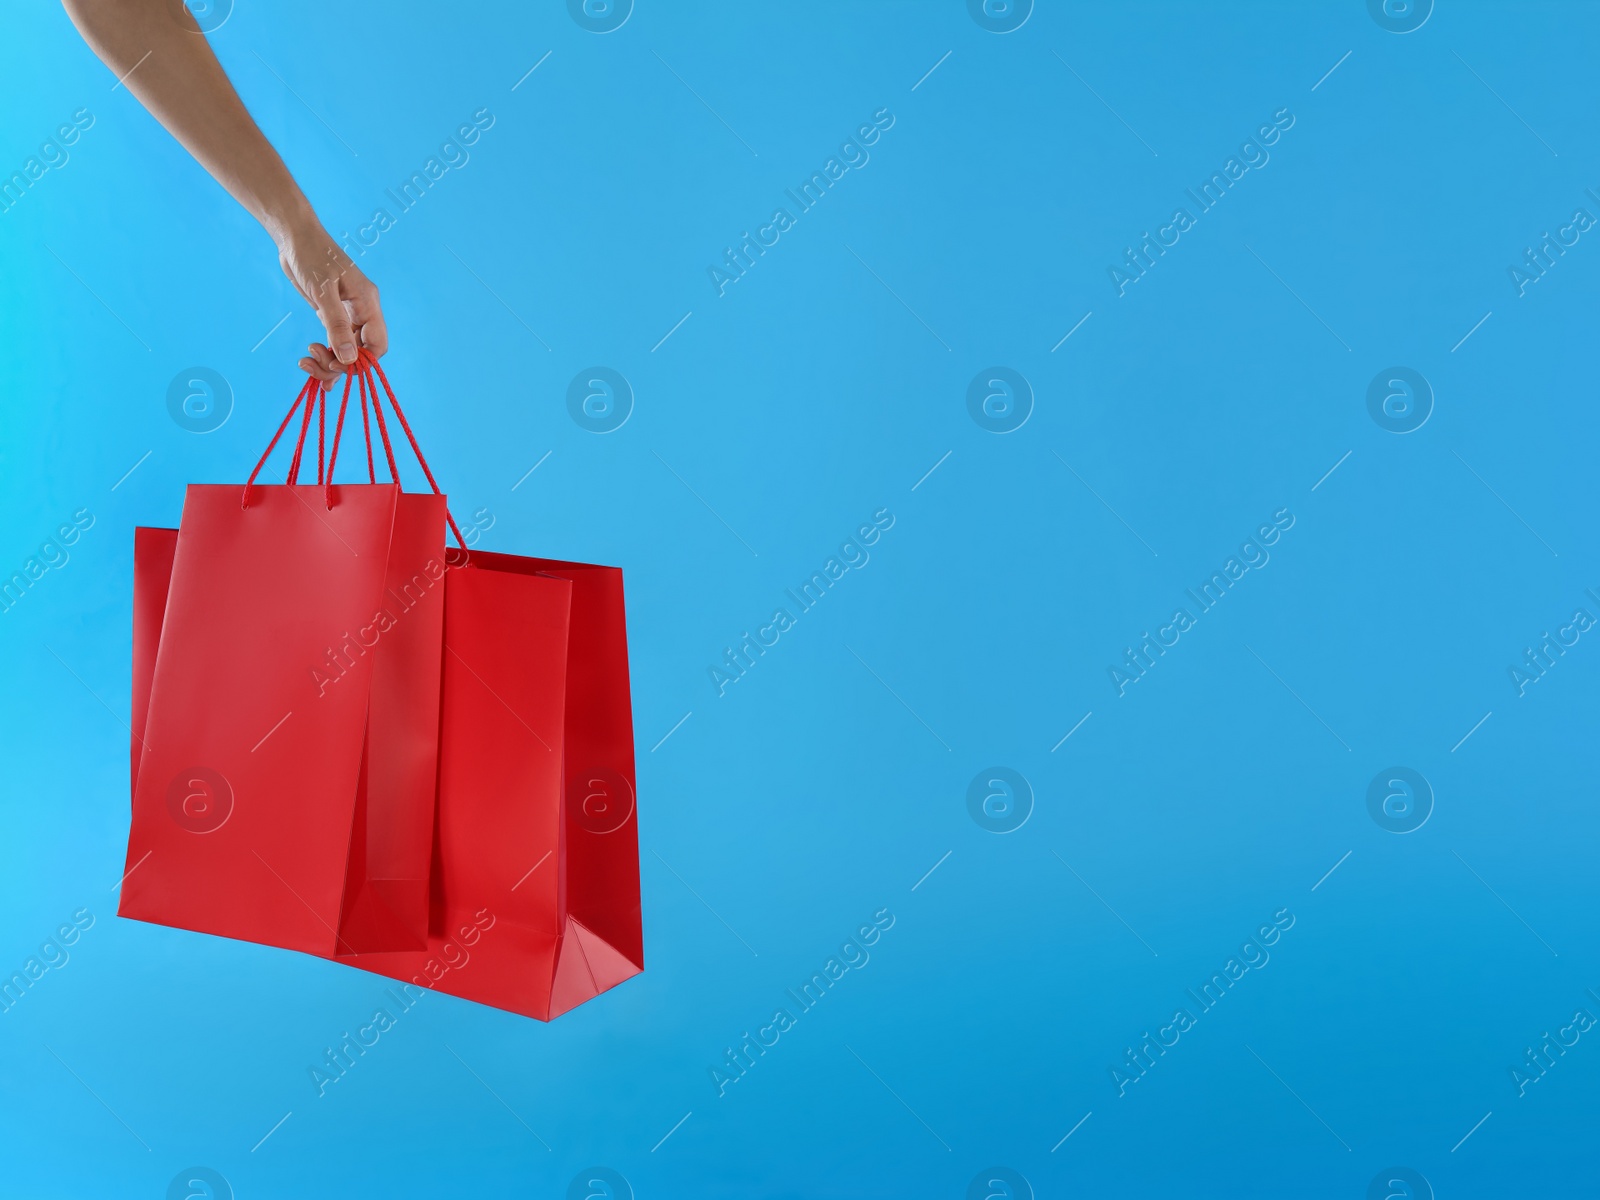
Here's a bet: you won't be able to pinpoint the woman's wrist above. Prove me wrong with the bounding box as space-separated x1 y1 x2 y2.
272 210 358 301
263 194 323 254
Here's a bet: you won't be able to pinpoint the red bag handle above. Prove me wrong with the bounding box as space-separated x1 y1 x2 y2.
286 379 327 487
358 370 377 484
243 376 318 506
247 370 389 504
244 357 467 553
359 358 404 491
325 369 394 490
350 351 467 550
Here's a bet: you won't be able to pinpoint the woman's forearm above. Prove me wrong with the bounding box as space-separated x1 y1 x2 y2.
63 0 385 372
61 0 318 242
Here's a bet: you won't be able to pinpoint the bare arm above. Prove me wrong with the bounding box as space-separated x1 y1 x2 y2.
61 0 380 379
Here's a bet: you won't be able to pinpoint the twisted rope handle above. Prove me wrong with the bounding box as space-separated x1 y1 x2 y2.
245 358 467 556
325 368 399 502
359 351 466 550
286 380 328 487
243 376 318 508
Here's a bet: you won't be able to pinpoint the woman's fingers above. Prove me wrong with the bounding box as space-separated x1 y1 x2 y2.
356 302 387 359
298 357 337 383
300 343 341 383
316 274 359 366
344 266 386 359
277 228 387 373
310 343 340 375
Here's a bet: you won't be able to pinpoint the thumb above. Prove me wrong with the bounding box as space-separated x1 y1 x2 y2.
317 279 358 366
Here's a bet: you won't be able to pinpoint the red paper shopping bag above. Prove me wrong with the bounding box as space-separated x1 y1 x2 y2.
122 371 447 957
127 355 643 1018
333 550 644 1020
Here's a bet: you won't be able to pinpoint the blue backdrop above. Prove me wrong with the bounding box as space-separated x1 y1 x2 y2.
1 1 1595 1196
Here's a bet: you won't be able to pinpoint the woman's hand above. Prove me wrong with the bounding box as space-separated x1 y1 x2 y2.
61 0 387 382
277 223 387 384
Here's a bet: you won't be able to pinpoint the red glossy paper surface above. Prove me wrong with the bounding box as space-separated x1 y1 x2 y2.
129 534 643 1020
121 483 444 956
336 552 644 1020
339 492 448 948
130 525 176 794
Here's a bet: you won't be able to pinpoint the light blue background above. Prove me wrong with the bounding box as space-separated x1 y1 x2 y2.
1 1 1596 1196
